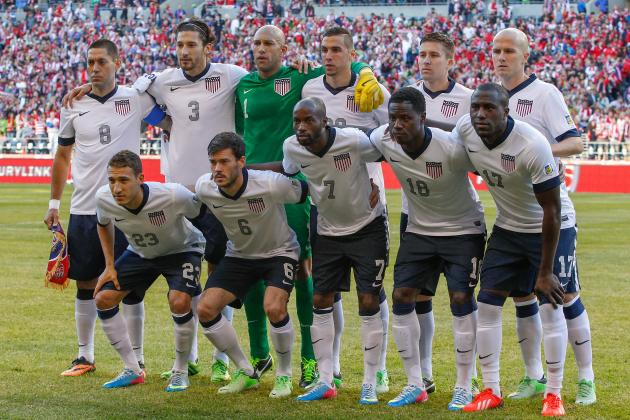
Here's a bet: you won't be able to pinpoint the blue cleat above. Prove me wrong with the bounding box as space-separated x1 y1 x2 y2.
296 381 337 402
166 370 189 392
448 387 473 411
102 368 144 389
359 383 378 405
388 384 428 407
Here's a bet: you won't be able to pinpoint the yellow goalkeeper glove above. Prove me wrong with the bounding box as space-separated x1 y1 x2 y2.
355 69 384 113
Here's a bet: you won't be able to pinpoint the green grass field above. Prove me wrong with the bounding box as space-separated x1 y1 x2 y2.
1 184 628 419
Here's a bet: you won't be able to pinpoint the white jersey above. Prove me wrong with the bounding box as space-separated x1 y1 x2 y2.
504 74 578 225
370 124 485 236
145 64 248 188
402 79 473 214
455 115 572 233
195 169 304 260
59 86 160 214
302 73 390 205
96 182 205 259
283 127 384 236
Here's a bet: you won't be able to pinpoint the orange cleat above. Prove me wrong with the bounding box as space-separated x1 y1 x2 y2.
463 388 504 412
61 357 96 377
542 393 566 417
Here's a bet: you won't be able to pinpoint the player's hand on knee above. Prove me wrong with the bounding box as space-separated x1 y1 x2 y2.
43 208 59 230
534 272 564 309
95 265 119 297
369 178 380 208
62 83 92 108
355 69 384 113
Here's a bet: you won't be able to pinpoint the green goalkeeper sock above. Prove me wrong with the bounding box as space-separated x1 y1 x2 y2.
244 280 269 359
295 275 315 360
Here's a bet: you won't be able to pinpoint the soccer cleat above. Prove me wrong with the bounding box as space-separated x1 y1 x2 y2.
359 383 378 405
388 385 428 407
296 381 337 402
423 377 436 394
252 355 274 379
165 370 189 392
542 393 566 416
376 369 390 394
269 375 293 398
575 379 596 406
471 376 483 396
299 358 319 389
161 360 201 380
61 357 96 377
333 372 343 389
210 359 231 383
218 369 259 394
507 375 547 399
448 387 473 411
102 368 144 389
463 388 504 412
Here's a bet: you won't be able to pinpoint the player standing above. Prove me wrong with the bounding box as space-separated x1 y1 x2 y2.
493 28 594 405
94 151 205 392
457 84 568 417
44 39 166 377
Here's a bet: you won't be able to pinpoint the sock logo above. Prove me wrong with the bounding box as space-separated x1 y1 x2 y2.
479 353 493 359
575 339 590 346
518 338 527 343
364 345 378 351
546 360 561 364
312 339 323 345
456 348 472 353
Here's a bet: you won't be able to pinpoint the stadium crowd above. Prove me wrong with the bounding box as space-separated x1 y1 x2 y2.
0 0 627 158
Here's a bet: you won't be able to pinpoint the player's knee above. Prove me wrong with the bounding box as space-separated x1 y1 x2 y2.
563 291 579 304
196 298 220 323
168 292 192 314
392 287 415 305
313 292 334 309
357 292 379 315
95 290 119 310
415 294 432 303
449 291 473 307
264 303 287 324
450 292 477 317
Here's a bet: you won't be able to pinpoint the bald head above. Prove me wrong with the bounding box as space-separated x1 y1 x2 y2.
293 97 328 149
294 97 327 119
253 25 287 77
492 28 530 88
494 28 530 54
255 25 286 46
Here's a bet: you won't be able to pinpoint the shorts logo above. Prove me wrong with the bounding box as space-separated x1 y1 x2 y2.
247 197 265 214
274 78 291 96
501 153 516 173
515 99 533 117
333 152 352 172
346 95 359 113
441 100 459 118
426 161 443 179
544 163 554 175
205 76 221 93
114 99 131 116
147 210 167 226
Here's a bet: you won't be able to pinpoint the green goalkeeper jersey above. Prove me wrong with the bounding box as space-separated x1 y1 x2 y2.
235 63 367 163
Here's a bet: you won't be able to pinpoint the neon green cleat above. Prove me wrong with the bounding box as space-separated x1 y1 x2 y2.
299 358 319 389
575 379 596 405
376 369 390 394
161 360 201 380
251 355 274 379
269 375 293 398
333 372 343 389
218 370 259 394
507 375 546 399
471 376 483 396
210 359 231 383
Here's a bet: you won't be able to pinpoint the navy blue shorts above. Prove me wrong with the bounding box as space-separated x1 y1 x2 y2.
68 214 128 281
204 256 297 304
481 225 579 302
190 211 227 264
101 250 202 296
394 232 485 295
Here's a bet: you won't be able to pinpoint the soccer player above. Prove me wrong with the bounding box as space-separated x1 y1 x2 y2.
94 150 205 392
44 39 166 377
195 132 307 398
456 84 568 417
369 88 485 409
301 26 391 393
493 28 594 405
407 32 477 395
235 24 384 387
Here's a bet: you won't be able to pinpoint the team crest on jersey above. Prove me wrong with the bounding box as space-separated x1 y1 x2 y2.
501 153 516 173
565 114 574 127
148 210 167 226
515 99 533 117
114 99 131 116
205 76 221 93
426 161 443 179
333 152 352 172
274 78 291 96
544 163 554 175
346 95 359 113
247 197 265 214
441 100 459 118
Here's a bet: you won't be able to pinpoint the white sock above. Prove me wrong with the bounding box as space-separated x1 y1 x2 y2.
453 312 476 392
75 298 97 363
470 310 479 380
477 302 503 396
98 306 140 374
122 302 144 364
213 305 233 365
417 308 434 379
201 315 253 376
515 298 544 379
379 298 390 372
332 298 344 375
360 311 383 387
311 309 334 385
540 303 568 396
189 294 200 363
392 311 423 388
172 312 195 372
565 298 594 381
270 317 294 378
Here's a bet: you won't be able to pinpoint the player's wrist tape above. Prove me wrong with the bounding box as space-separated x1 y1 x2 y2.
49 199 61 210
